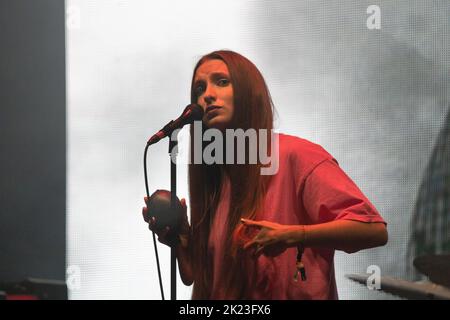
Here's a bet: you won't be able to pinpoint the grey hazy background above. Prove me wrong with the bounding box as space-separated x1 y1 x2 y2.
0 0 66 285
67 0 449 299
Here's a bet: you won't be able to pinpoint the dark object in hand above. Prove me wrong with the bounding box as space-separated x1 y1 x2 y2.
147 189 183 244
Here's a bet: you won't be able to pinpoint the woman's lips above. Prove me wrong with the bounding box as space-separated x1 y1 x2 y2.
205 106 221 119
206 105 221 113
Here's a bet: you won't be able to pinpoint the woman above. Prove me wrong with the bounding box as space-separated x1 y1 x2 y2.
142 50 388 299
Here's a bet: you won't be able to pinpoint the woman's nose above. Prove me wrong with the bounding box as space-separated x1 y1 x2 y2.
203 86 216 105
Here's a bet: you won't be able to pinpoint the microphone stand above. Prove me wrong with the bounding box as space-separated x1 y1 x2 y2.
169 133 178 300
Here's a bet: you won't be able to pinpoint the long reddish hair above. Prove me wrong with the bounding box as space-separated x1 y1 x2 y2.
188 50 275 299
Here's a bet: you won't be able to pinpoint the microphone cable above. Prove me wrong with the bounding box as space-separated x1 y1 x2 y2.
143 143 165 300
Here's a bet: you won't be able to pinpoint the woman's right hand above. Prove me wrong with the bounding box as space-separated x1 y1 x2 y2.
142 196 190 247
143 196 193 285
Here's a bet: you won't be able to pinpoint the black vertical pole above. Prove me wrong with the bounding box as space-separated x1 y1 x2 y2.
169 136 178 300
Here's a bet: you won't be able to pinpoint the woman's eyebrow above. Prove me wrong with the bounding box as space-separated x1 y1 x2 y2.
193 79 205 87
194 72 230 85
210 72 229 79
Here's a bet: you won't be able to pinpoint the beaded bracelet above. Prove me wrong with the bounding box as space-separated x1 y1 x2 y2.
293 225 307 282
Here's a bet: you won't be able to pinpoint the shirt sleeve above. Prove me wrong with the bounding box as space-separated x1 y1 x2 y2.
301 159 386 225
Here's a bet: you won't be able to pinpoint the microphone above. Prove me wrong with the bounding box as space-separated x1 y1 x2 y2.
147 103 204 145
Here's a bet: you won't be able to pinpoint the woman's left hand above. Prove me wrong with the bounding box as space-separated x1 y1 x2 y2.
241 218 296 258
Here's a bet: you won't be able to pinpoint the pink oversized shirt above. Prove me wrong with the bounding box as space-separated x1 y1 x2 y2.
208 133 386 299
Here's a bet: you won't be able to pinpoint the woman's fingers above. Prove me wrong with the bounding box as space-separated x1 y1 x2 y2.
143 197 151 223
157 226 171 244
255 244 265 257
240 218 262 227
161 226 170 237
147 217 171 245
243 230 268 250
142 206 149 222
243 227 285 258
247 241 286 258
245 240 266 258
243 239 258 250
240 218 276 230
147 216 156 231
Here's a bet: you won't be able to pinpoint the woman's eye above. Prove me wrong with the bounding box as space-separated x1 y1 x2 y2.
195 85 205 96
217 78 230 86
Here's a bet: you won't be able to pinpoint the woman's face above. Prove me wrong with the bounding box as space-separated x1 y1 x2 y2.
193 59 234 130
